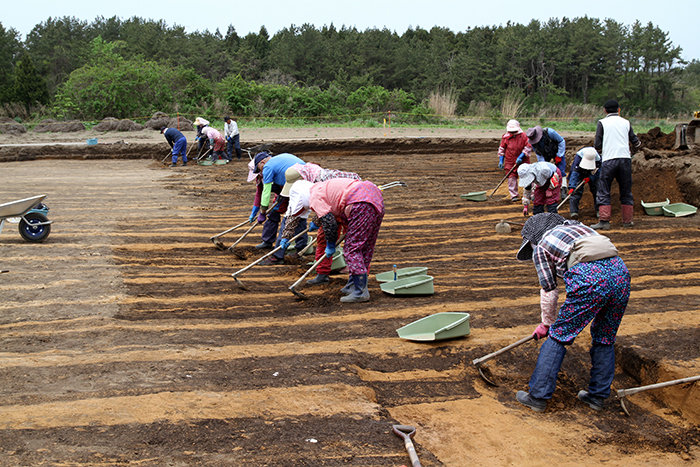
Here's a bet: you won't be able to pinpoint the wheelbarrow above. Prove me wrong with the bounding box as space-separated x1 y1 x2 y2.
0 194 52 243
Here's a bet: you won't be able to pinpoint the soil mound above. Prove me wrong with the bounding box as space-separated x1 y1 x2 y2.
638 126 676 150
0 117 27 135
32 119 86 133
93 117 144 132
143 112 193 131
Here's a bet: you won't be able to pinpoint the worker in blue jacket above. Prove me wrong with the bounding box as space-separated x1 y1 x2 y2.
251 152 309 265
161 127 188 167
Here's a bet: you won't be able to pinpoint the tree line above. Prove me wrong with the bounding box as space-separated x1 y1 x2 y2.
0 15 698 123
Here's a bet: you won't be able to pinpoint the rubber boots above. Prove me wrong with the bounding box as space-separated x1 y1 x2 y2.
306 274 329 286
621 204 634 227
591 205 611 230
340 277 355 295
340 274 369 303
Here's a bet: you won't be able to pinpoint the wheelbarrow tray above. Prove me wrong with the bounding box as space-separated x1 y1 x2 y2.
460 191 487 201
0 195 47 219
375 267 428 282
641 199 669 216
663 203 697 217
396 312 470 341
380 274 434 295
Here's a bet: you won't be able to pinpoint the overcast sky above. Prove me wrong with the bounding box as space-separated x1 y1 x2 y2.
4 0 698 63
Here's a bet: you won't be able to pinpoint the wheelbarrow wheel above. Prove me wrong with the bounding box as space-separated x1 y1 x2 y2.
19 212 51 242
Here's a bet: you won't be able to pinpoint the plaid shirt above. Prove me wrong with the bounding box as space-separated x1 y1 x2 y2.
533 224 598 291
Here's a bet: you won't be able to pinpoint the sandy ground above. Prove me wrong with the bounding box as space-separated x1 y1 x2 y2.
0 128 698 466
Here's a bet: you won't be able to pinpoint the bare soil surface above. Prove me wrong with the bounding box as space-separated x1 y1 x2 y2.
0 127 699 466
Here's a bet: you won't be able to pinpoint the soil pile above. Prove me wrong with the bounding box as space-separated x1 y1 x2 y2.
32 119 86 133
93 117 144 132
638 126 676 150
143 112 194 131
0 117 26 135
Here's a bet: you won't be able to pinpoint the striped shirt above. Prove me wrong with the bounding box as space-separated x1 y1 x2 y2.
533 224 598 291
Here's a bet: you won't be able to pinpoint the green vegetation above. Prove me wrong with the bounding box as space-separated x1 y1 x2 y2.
0 15 698 128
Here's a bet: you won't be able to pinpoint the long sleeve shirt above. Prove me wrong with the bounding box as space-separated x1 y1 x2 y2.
224 120 239 138
594 113 641 161
260 154 306 208
533 223 598 292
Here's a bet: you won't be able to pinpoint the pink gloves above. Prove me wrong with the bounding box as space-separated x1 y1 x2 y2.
533 324 550 340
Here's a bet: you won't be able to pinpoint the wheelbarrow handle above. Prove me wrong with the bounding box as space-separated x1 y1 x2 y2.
489 165 517 197
556 179 586 210
472 334 535 366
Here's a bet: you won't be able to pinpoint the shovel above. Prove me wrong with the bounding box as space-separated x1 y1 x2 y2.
489 164 517 197
472 334 535 386
617 374 700 416
556 179 586 211
289 233 345 299
231 227 310 290
392 425 421 467
210 219 252 250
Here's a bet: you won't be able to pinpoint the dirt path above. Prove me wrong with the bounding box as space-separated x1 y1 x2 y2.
0 139 698 466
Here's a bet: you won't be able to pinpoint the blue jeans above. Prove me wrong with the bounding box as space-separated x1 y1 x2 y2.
529 338 616 400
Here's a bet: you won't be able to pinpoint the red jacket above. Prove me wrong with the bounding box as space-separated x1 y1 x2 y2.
498 131 532 174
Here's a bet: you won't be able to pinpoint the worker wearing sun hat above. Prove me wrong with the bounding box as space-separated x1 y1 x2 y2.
193 117 210 156
279 163 361 284
526 125 567 197
497 119 532 202
567 147 601 219
517 161 562 215
514 212 630 413
161 126 188 167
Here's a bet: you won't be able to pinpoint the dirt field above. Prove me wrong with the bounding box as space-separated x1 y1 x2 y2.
0 126 699 466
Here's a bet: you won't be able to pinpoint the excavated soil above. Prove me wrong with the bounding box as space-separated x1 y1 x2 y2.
0 128 699 466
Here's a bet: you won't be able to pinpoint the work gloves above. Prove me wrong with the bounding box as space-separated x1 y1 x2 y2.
325 242 336 259
568 188 574 196
583 177 590 184
280 238 291 251
516 153 525 164
249 206 260 223
209 138 215 147
498 156 505 170
257 210 267 224
308 221 319 232
533 324 550 340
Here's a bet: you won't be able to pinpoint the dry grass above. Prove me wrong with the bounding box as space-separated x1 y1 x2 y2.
428 89 458 117
533 103 600 120
500 88 525 119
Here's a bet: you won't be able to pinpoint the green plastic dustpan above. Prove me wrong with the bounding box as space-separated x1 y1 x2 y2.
461 191 487 201
641 199 669 216
214 159 229 165
662 203 697 217
375 267 428 282
396 312 470 341
308 246 345 271
197 160 214 166
380 275 434 295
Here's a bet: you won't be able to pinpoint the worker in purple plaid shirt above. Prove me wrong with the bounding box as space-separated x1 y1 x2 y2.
514 213 631 413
